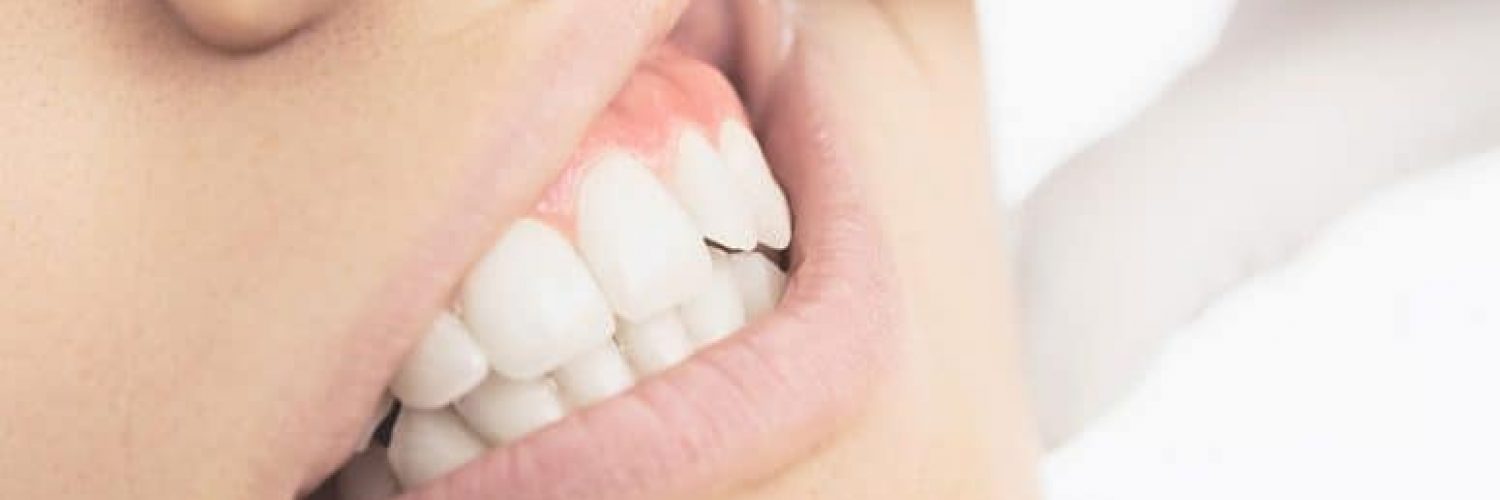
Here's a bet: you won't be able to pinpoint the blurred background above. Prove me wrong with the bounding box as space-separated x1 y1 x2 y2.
977 1 1500 498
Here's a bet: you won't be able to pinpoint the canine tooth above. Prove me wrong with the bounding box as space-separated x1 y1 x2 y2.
390 313 489 409
355 393 393 452
728 252 787 319
336 447 399 500
577 153 713 321
462 219 616 380
679 254 747 346
387 408 487 488
455 377 565 445
671 128 758 251
618 312 694 375
719 120 791 249
553 342 635 408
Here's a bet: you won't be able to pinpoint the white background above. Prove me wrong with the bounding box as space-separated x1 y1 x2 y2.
977 1 1500 498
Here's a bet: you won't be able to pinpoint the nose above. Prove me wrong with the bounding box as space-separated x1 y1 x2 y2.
165 0 340 51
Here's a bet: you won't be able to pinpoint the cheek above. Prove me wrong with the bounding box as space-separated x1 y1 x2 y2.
0 0 674 495
731 4 1039 499
710 365 999 500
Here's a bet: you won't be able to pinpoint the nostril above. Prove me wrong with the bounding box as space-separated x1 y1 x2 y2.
165 0 338 51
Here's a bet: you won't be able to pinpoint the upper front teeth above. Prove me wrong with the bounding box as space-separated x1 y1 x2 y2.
719 120 792 250
577 152 714 322
389 313 489 409
369 119 792 492
671 127 759 252
461 219 616 380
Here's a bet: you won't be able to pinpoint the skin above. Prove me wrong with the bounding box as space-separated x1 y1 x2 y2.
0 0 1037 499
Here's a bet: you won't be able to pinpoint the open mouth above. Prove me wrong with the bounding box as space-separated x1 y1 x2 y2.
322 2 896 499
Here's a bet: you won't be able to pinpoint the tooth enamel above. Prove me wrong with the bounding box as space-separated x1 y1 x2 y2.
671 128 758 251
728 252 787 319
462 218 617 380
387 408 487 488
577 152 714 321
719 120 792 250
355 393 393 452
454 376 566 445
618 312 695 375
337 447 400 500
679 254 748 346
389 313 490 409
553 342 636 408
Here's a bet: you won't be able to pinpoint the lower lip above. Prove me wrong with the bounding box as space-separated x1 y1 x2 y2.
399 45 898 500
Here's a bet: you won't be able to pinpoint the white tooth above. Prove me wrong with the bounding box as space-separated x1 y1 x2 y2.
679 254 747 346
670 128 758 251
553 342 635 408
390 313 489 409
454 376 566 445
355 393 393 452
728 252 787 319
387 408 487 489
618 312 695 375
462 219 617 380
719 120 791 250
337 447 400 500
577 152 714 321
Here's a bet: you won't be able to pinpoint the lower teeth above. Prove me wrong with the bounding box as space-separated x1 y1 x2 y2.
332 116 791 496
333 245 786 497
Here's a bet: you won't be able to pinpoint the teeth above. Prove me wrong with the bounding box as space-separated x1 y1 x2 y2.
387 408 487 489
462 218 617 380
336 447 399 500
617 312 694 375
670 128 759 251
454 376 566 445
727 252 787 319
679 253 748 346
719 120 792 250
553 342 636 408
577 152 714 321
389 313 489 409
354 393 393 452
351 121 800 492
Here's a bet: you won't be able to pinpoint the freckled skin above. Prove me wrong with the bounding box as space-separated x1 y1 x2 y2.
0 1 1036 499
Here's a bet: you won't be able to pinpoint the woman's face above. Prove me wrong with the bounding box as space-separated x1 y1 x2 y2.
0 1 1036 498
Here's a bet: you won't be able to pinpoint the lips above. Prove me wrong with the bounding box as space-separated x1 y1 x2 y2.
318 2 897 498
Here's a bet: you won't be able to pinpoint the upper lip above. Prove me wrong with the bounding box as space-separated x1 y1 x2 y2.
331 2 898 498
